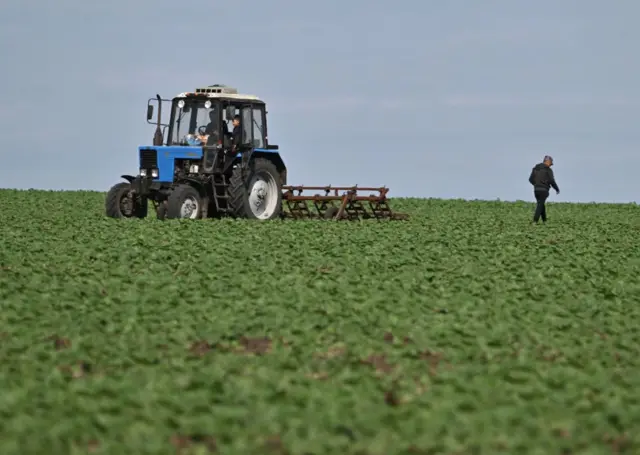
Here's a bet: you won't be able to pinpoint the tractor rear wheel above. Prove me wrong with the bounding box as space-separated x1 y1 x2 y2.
228 157 282 220
105 182 148 218
166 184 202 219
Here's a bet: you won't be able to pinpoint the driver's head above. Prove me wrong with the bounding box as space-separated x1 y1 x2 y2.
232 115 241 127
208 110 216 121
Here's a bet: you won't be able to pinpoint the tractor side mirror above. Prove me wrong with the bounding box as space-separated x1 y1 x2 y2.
147 104 154 121
225 105 235 121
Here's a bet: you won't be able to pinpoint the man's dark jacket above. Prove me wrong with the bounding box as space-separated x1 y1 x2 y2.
529 163 559 192
232 125 242 147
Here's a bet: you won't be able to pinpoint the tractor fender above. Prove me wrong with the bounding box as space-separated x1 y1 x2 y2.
120 174 136 183
177 177 206 194
253 151 287 185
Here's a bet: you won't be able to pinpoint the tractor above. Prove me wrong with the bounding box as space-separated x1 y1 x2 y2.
105 84 407 221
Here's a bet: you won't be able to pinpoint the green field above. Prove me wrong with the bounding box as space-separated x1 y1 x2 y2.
1 189 639 454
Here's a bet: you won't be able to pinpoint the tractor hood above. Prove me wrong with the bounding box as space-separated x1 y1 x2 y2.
138 146 203 182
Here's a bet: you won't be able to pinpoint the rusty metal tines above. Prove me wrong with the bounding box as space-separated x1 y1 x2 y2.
281 185 408 221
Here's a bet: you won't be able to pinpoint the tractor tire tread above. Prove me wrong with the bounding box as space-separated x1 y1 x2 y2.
105 182 147 218
166 184 202 219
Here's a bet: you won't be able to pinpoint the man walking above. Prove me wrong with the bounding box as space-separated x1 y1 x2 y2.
529 155 560 223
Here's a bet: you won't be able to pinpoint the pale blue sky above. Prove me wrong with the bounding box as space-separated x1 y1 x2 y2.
1 0 638 202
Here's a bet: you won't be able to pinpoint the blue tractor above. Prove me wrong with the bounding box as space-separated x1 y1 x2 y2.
105 84 286 220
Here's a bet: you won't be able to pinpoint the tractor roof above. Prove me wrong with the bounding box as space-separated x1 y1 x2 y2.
175 84 262 102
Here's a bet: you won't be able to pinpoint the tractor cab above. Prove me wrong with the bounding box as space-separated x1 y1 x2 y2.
158 85 265 150
144 85 280 176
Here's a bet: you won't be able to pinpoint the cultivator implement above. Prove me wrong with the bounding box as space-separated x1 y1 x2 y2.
281 185 409 221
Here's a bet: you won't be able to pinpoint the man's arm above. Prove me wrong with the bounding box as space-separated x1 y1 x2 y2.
548 168 560 193
529 168 536 185
196 123 214 144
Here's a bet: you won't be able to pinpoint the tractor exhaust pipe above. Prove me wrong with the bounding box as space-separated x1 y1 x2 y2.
153 94 163 146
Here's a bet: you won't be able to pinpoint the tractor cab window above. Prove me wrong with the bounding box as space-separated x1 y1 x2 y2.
251 107 265 148
221 103 265 148
222 104 238 134
169 99 219 146
222 104 251 146
241 107 252 144
222 104 239 148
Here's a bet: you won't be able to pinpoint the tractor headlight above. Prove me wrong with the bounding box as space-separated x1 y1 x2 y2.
140 169 147 177
189 164 199 174
151 169 158 178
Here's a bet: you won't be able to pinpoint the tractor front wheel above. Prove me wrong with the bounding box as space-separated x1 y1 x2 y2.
165 184 202 219
228 157 282 220
105 182 148 218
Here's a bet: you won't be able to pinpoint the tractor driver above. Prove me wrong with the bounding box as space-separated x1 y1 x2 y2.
231 115 242 150
219 114 242 155
197 110 220 145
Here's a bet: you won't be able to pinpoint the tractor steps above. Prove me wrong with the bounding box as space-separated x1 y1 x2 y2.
212 174 230 213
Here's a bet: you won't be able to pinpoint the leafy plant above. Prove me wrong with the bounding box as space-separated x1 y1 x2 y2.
0 190 639 454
